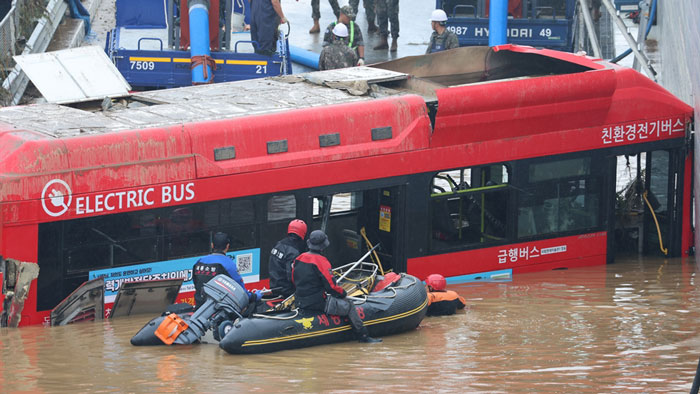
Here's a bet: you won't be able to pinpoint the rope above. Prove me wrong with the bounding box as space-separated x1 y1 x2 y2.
251 309 300 320
190 55 217 82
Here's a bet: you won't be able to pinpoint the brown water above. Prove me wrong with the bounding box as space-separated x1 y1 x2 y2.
2 256 700 392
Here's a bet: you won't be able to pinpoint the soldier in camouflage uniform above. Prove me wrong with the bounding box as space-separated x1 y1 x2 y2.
323 6 365 65
349 0 377 32
373 0 399 52
310 0 340 33
426 9 459 54
319 23 358 70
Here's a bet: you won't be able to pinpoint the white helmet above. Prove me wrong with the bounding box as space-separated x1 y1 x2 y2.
332 23 349 38
430 9 448 22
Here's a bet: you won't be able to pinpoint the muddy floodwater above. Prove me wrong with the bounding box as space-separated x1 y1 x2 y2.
2 256 700 392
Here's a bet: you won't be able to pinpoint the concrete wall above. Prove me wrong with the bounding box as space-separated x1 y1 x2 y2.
657 1 699 105
657 1 700 258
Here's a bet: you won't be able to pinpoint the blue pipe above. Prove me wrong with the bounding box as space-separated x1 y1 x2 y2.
289 45 320 70
610 0 657 63
189 0 213 84
488 0 508 46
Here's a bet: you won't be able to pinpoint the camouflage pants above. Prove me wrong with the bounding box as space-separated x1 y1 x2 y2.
349 0 376 25
376 0 399 38
311 0 340 20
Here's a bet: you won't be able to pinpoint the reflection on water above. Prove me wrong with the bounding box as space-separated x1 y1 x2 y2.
2 256 700 392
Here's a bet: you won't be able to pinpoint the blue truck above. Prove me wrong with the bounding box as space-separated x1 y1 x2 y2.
437 0 578 52
105 0 291 89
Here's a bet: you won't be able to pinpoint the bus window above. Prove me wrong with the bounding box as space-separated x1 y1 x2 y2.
517 157 601 238
430 164 510 251
209 199 256 250
63 212 162 274
531 0 566 19
267 195 297 221
38 197 258 311
260 194 299 279
58 198 256 274
312 192 365 266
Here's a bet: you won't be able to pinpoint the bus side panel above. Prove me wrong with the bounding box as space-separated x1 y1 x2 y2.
2 224 46 326
63 126 195 196
407 231 607 280
0 131 69 203
432 67 693 150
189 95 432 177
431 69 617 148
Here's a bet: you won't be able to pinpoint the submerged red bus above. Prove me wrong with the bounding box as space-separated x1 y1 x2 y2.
0 45 693 326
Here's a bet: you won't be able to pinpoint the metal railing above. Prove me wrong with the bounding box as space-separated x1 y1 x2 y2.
1 0 67 106
0 1 23 66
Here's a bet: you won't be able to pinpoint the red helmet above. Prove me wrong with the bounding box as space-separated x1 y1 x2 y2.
288 219 307 239
426 274 446 291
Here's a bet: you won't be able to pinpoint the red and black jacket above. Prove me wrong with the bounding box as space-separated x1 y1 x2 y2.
292 251 346 312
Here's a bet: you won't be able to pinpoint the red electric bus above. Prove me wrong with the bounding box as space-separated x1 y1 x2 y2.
0 45 693 326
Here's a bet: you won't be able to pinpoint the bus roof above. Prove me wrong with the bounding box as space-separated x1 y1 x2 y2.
0 46 692 205
0 46 598 138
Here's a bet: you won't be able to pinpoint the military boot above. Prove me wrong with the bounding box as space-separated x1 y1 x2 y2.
373 35 389 50
390 38 397 52
309 19 320 34
367 21 378 33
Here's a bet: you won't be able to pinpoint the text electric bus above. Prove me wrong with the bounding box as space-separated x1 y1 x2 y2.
0 45 693 326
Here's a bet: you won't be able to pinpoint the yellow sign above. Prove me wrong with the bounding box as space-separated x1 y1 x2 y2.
379 205 391 232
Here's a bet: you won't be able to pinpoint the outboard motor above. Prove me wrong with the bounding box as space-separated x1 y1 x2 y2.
131 274 249 346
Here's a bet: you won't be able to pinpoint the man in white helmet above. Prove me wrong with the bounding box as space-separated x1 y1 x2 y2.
322 6 366 66
426 9 459 54
319 23 358 70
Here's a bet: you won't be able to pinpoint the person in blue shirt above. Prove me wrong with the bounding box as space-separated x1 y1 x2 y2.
192 232 261 309
250 0 287 55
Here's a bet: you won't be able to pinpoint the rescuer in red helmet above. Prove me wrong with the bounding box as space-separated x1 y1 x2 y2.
268 219 308 298
426 273 466 316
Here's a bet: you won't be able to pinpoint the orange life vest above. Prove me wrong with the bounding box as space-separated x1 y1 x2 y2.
427 290 466 316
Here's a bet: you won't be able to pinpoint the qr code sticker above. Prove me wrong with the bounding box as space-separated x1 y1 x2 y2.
236 253 253 274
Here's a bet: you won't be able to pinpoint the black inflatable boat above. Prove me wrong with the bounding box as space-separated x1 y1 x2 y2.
131 261 428 353
219 272 428 354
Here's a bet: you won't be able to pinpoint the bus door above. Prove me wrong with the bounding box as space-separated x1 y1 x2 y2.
363 186 405 273
310 185 405 274
612 148 686 258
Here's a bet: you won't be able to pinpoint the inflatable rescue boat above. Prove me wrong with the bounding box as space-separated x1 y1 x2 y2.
219 271 428 354
131 261 428 353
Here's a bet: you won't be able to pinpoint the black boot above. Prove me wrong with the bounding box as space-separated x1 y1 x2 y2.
359 334 382 343
357 327 382 343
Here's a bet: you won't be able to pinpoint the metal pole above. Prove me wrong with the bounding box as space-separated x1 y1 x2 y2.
576 1 585 52
488 0 508 46
578 0 602 58
600 0 656 80
168 0 174 48
633 0 649 71
336 243 380 283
